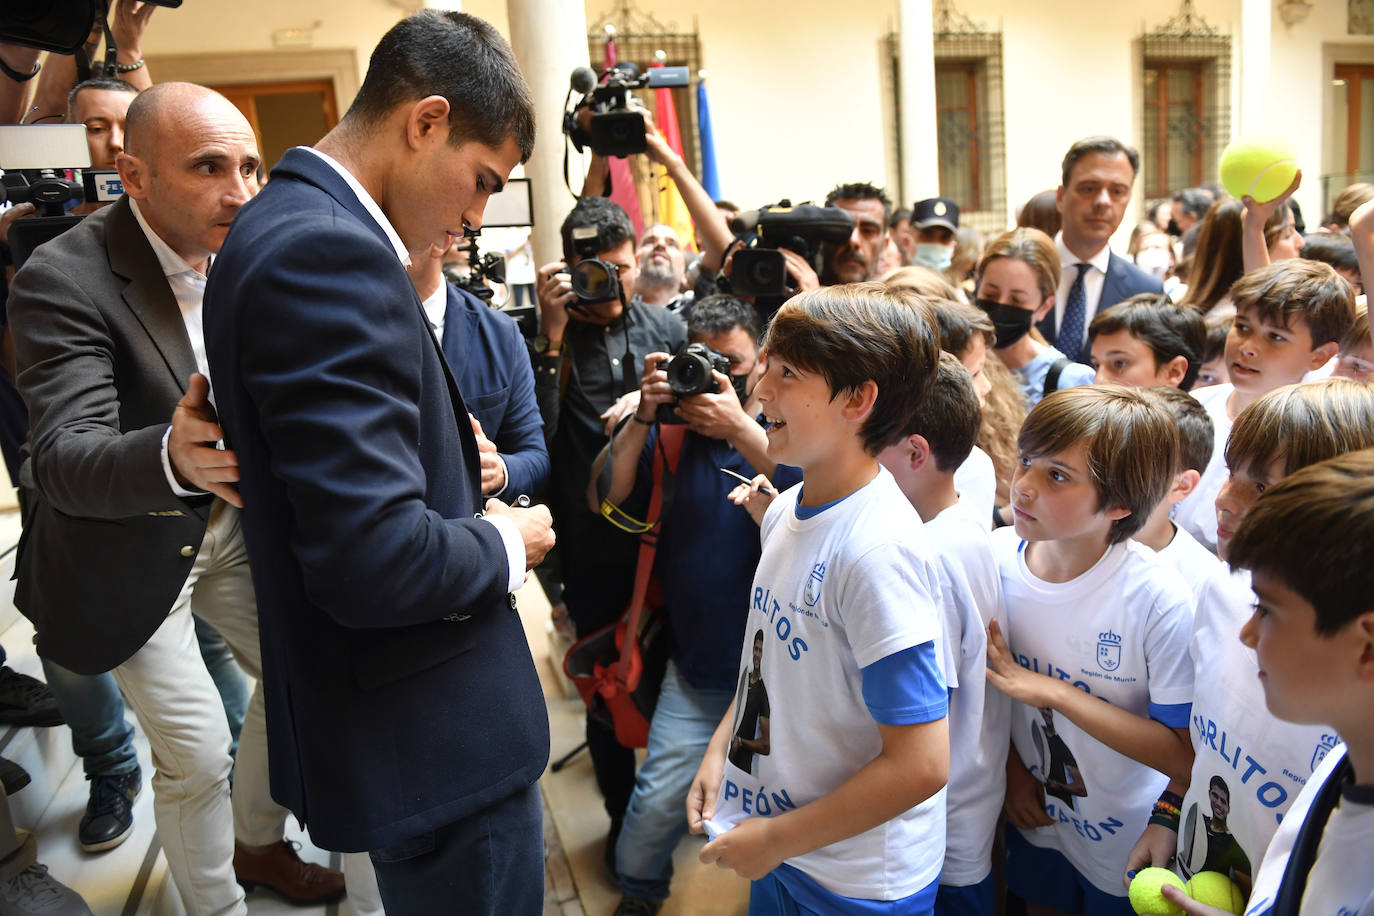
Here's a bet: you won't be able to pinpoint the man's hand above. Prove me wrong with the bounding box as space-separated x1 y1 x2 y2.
728 474 776 527
675 370 749 440
110 0 157 64
640 106 681 169
601 390 642 436
985 619 1058 708
168 372 242 508
0 203 35 247
470 414 506 495
483 497 554 570
781 248 820 293
1004 747 1054 830
634 351 676 424
699 817 784 880
1123 824 1180 889
535 261 573 344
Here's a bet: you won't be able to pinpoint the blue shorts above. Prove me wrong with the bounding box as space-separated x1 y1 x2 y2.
935 872 994 916
1004 827 1133 916
750 864 939 916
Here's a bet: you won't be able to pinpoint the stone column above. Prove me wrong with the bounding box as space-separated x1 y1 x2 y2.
506 0 590 265
898 0 941 205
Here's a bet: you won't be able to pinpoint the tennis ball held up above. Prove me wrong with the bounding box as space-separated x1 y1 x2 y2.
1187 871 1245 915
1129 866 1187 916
1219 136 1298 203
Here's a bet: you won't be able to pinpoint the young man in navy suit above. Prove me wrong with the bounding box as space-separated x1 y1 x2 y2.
1040 136 1163 363
203 12 555 914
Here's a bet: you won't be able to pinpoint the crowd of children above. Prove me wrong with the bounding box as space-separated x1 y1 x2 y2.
661 195 1374 916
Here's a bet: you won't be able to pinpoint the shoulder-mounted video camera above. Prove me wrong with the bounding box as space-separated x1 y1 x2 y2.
727 201 856 298
562 62 690 158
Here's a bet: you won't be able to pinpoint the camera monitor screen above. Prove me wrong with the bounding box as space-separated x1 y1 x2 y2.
0 124 92 171
483 177 532 228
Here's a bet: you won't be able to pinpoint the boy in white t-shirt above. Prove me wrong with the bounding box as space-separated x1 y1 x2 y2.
1123 379 1374 899
1161 449 1374 916
1173 260 1355 552
686 284 951 915
1133 387 1220 604
984 385 1196 916
878 352 1010 916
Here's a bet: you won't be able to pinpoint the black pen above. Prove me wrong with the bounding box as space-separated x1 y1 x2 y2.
718 467 777 495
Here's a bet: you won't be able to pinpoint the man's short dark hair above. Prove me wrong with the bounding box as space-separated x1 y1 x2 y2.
1143 386 1214 474
1172 188 1211 222
1061 136 1141 187
559 196 635 262
1300 233 1359 276
66 77 138 119
1088 294 1207 390
1228 448 1374 635
900 351 981 473
889 208 912 229
825 182 892 222
344 11 535 161
687 295 758 344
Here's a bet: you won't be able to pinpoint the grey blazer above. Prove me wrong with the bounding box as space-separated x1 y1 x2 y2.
7 197 214 674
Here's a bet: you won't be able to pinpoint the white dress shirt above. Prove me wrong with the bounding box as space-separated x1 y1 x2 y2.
1053 232 1112 354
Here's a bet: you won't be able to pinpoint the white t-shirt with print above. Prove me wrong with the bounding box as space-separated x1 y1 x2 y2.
1244 744 1374 916
926 500 1010 887
993 529 1196 896
705 468 948 900
1174 383 1234 552
1177 566 1339 887
1156 523 1223 608
953 446 997 531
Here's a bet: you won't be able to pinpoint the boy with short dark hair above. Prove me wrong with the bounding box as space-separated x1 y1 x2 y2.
1204 449 1374 916
1088 295 1206 390
878 352 1010 916
1173 259 1356 552
984 385 1196 916
687 283 951 914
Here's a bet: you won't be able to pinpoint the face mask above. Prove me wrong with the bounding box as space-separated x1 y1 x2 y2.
976 298 1036 349
912 242 953 273
1135 246 1171 279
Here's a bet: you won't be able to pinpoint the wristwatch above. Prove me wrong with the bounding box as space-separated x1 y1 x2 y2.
532 334 562 354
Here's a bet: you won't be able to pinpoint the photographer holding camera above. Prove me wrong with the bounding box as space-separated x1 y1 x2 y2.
590 295 801 916
533 195 686 864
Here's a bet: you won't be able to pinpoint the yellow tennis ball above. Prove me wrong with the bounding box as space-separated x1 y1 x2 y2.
1219 136 1298 203
1188 871 1245 915
1129 866 1187 916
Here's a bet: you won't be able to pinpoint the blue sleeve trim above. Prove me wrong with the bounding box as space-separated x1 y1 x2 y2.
860 642 948 726
1149 701 1191 728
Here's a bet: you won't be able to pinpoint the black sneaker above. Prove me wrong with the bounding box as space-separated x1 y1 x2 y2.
613 896 661 916
0 758 29 797
0 669 63 728
78 769 141 853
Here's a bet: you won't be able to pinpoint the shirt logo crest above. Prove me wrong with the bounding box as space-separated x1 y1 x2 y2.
804 560 826 607
1096 629 1123 672
1312 733 1339 772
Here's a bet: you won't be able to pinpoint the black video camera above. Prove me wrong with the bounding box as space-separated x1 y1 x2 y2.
656 343 732 425
444 230 507 304
728 202 856 299
563 62 690 158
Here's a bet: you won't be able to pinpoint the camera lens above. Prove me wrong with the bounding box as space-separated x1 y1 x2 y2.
571 260 614 300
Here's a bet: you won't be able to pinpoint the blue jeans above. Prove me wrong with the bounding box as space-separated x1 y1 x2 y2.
616 661 734 902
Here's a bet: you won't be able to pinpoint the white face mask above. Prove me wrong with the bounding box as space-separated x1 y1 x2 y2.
1135 246 1171 279
912 242 953 273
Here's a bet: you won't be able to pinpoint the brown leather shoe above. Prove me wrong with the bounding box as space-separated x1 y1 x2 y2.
233 840 346 905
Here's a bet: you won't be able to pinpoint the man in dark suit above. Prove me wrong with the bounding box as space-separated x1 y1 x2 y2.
1038 136 1163 363
406 239 549 500
202 12 555 914
8 82 344 912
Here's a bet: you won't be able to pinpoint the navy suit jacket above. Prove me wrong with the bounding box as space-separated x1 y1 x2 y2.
441 284 548 500
202 148 548 852
1036 251 1164 357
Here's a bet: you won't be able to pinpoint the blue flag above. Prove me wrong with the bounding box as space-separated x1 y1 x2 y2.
697 76 721 201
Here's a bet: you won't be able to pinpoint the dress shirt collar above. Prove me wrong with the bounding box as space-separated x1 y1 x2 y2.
421 279 448 343
298 146 411 267
129 197 208 278
1055 230 1112 275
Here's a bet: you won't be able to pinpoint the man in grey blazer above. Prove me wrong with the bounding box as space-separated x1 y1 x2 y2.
7 83 343 913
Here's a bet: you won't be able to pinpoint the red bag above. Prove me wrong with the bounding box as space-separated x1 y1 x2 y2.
563 424 684 748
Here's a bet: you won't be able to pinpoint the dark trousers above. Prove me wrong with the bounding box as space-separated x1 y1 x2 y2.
369 782 543 916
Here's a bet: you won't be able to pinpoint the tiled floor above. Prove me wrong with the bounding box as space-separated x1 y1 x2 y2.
0 508 750 915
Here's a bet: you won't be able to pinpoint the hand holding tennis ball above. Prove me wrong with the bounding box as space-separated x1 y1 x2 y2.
1130 867 1188 916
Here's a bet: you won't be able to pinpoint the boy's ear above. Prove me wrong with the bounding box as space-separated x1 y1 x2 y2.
1354 611 1374 685
1161 355 1190 388
1307 340 1339 372
841 379 879 424
907 435 934 473
1103 504 1132 522
1168 469 1202 506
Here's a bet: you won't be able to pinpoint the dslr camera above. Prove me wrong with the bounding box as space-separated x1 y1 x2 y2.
728 202 856 299
563 62 690 158
565 224 624 306
656 343 732 425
